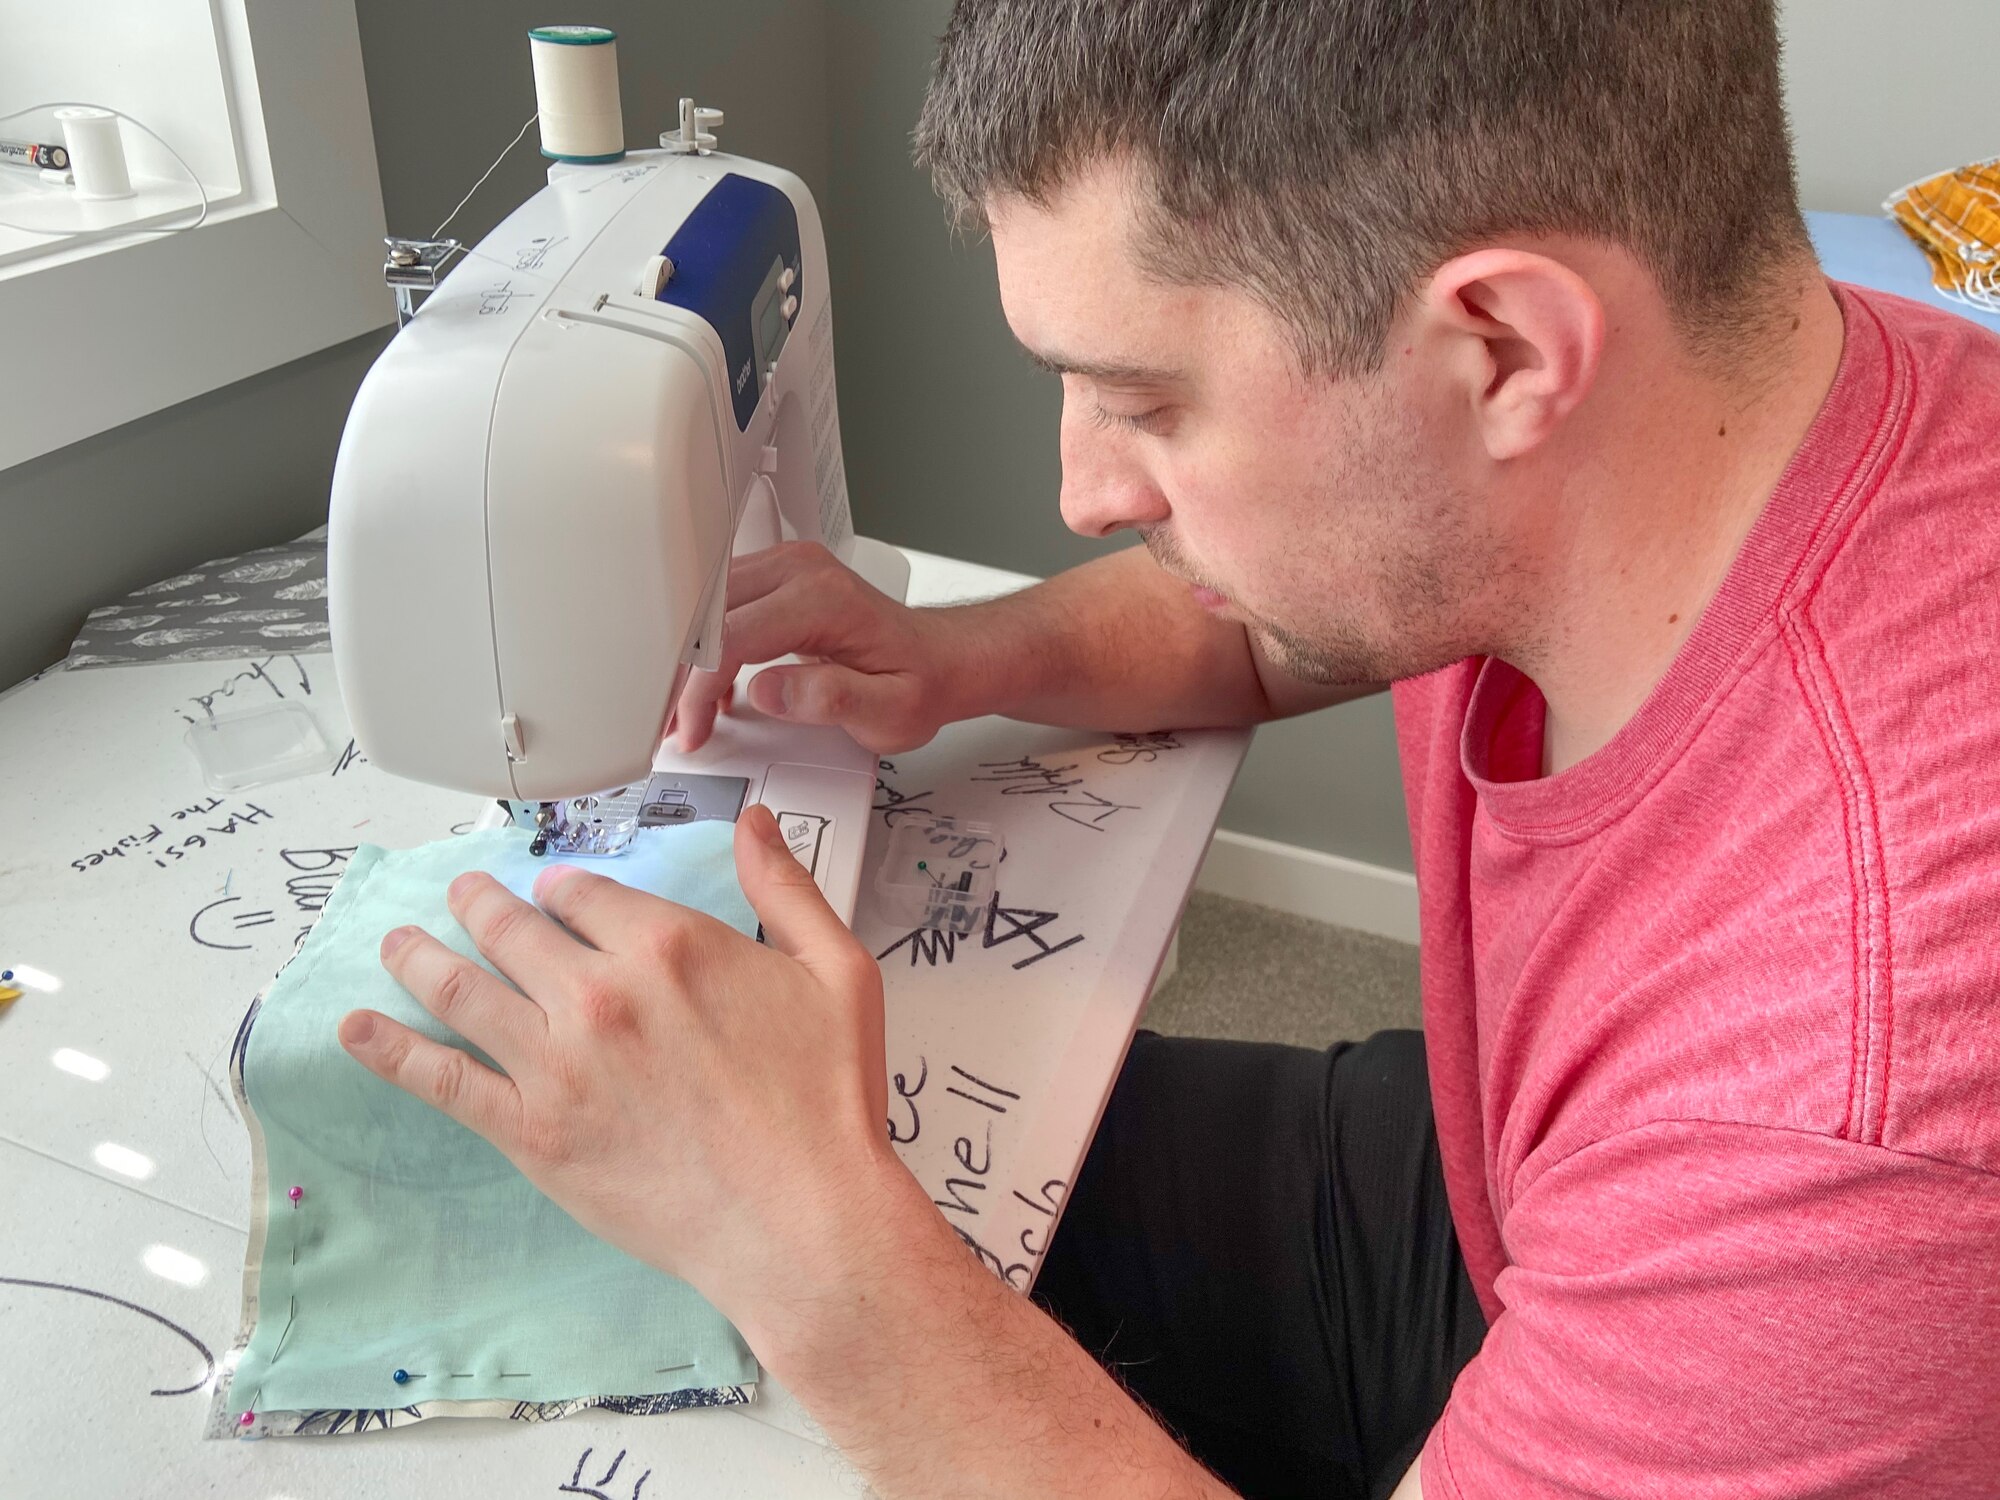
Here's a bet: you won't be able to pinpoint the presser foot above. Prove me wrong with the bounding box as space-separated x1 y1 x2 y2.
506 773 750 858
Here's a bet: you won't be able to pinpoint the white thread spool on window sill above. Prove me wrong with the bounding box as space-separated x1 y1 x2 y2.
54 107 134 200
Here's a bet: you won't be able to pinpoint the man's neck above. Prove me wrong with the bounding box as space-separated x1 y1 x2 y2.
1517 275 1847 777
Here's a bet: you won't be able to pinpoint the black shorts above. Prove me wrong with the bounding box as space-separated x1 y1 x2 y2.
1034 1029 1485 1500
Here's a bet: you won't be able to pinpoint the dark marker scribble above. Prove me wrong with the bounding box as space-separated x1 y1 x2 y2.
878 893 1084 970
188 895 255 952
1013 1178 1069 1259
1096 731 1184 765
563 1446 652 1500
0 1277 214 1396
888 1056 927 1144
972 755 1140 832
948 1065 1021 1101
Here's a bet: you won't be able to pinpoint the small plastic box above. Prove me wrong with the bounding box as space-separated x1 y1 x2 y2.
183 703 338 791
873 815 1003 934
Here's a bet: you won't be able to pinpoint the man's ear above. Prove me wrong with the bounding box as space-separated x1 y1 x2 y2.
1421 249 1603 461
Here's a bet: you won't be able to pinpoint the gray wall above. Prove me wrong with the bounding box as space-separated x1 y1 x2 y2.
9 2 1995 870
0 0 828 689
1780 0 1999 216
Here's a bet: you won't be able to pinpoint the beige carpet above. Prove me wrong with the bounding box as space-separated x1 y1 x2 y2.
1146 892 1423 1049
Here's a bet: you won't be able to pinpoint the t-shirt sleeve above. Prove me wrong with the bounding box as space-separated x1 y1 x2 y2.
1420 1120 2000 1499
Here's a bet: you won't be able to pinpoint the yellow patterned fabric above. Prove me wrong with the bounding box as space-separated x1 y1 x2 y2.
1886 159 2000 313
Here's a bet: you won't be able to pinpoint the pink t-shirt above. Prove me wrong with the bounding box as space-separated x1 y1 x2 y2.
1402 284 2000 1499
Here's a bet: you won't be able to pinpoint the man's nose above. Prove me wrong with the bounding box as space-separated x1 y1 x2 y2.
1058 419 1169 540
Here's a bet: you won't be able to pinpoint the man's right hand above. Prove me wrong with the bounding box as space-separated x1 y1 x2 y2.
671 540 1367 759
670 542 968 756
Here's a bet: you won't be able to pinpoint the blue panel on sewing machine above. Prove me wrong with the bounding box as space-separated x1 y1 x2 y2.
656 172 803 430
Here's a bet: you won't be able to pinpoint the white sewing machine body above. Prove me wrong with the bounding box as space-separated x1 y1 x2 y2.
329 138 906 920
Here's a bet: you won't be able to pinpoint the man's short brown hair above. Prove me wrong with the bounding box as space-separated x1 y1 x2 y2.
915 0 1814 373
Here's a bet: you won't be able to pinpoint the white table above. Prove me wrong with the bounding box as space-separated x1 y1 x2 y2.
0 547 1248 1497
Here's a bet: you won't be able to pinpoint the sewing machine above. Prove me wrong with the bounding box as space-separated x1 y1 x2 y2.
327 102 906 923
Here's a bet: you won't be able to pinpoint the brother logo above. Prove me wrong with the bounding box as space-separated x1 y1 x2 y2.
735 357 753 395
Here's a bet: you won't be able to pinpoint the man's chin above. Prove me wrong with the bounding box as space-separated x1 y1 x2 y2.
1250 621 1395 688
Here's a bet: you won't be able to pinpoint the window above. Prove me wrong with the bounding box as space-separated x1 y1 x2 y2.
0 1 391 468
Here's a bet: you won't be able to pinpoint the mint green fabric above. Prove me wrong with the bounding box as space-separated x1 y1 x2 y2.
232 824 758 1414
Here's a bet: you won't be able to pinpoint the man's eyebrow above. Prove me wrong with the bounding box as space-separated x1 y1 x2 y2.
1021 345 1183 384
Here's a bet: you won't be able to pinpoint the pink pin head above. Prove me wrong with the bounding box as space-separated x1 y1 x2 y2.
287 1185 303 1204
238 1411 255 1429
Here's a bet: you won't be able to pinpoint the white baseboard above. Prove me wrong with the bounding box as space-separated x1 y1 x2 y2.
1195 829 1420 945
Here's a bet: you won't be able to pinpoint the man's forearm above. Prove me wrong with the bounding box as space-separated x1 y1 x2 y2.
756 1174 1234 1500
930 546 1368 731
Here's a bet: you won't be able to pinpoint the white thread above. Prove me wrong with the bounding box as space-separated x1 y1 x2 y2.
432 111 539 240
55 107 131 199
529 28 624 161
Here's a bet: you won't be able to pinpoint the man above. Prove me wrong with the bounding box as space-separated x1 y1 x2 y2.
337 2 2000 1495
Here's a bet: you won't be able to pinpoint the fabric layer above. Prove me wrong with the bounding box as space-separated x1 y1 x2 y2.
230 824 760 1417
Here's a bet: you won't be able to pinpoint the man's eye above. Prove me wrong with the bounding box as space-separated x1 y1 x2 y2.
1087 402 1172 435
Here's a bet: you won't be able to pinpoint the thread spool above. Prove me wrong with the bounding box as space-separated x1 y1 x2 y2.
529 26 624 164
54 107 134 200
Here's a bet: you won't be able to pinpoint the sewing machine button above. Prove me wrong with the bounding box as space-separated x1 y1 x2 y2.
779 266 795 292
639 254 674 299
781 294 799 321
501 714 527 761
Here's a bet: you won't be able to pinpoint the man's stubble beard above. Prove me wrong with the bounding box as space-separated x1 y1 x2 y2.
1142 507 1489 689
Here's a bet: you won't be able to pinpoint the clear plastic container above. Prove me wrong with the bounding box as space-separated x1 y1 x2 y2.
182 703 338 791
873 815 1003 934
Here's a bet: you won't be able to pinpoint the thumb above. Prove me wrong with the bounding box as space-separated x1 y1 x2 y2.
745 663 921 751
734 804 862 979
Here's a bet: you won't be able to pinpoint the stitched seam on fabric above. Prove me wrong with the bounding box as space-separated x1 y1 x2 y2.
1783 302 1919 612
1786 339 1916 1146
236 847 387 1408
1781 627 1866 1143
1435 1413 1470 1500
1487 850 1639 1218
1763 310 1901 621
1800 603 1898 1147
1514 1113 2000 1199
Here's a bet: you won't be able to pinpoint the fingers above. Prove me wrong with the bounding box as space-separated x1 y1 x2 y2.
338 1007 520 1141
734 804 873 984
449 869 597 985
533 863 723 959
743 662 926 752
673 544 901 752
724 539 842 609
672 663 737 752
377 924 547 1072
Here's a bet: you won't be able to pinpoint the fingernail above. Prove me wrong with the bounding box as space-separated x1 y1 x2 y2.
534 864 581 903
380 926 415 960
448 871 479 901
754 804 787 848
760 674 790 715
340 1012 376 1046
